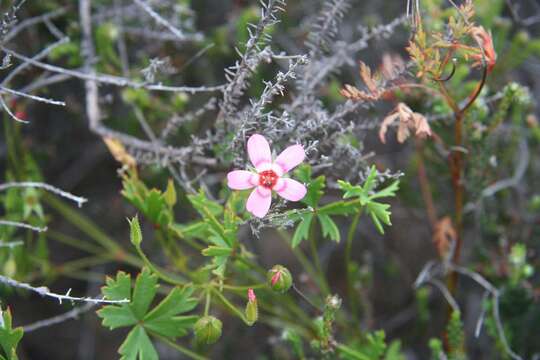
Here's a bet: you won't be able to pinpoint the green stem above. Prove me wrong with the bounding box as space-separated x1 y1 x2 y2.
153 334 208 360
55 255 113 273
3 113 24 178
134 244 187 286
212 288 250 325
44 194 119 252
336 343 371 360
204 288 211 316
221 283 265 291
231 251 314 328
308 217 330 295
345 211 361 320
47 230 104 255
277 229 319 282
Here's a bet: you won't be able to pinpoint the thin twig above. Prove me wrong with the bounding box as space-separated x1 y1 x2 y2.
0 241 23 249
0 220 47 232
0 95 28 123
1 46 224 93
2 37 69 86
0 275 128 305
0 182 88 207
133 0 202 42
23 303 96 332
0 85 65 106
3 7 66 43
415 261 523 360
427 279 460 313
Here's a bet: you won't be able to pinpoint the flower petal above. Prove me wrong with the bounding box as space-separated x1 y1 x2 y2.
275 178 307 202
274 144 305 173
247 134 272 171
246 186 272 218
227 170 257 190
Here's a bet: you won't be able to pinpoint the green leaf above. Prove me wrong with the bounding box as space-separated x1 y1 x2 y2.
188 190 223 217
336 170 399 234
292 213 313 247
366 202 391 234
202 246 233 257
121 172 148 211
130 268 159 319
144 286 198 337
128 216 142 247
384 341 405 360
362 166 378 193
338 345 371 360
294 163 312 183
364 331 388 358
145 286 198 322
145 190 168 224
0 308 23 360
97 305 138 330
367 202 391 225
318 200 359 216
102 271 132 301
187 190 228 248
210 256 228 278
207 233 229 247
369 181 399 200
170 222 208 240
119 326 158 360
337 180 365 199
98 269 198 359
164 179 177 207
318 214 340 242
295 164 325 207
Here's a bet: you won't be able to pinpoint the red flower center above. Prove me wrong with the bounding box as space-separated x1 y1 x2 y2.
258 170 278 189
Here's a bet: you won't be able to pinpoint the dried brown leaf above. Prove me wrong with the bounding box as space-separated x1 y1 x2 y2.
103 137 137 168
379 103 432 144
433 216 457 259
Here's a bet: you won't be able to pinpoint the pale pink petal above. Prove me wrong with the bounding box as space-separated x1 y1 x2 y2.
227 170 257 190
246 186 272 218
257 162 284 177
274 144 305 173
274 178 307 202
247 134 272 171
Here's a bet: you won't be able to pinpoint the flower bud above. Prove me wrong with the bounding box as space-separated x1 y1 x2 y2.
245 288 258 326
267 265 292 293
194 316 222 344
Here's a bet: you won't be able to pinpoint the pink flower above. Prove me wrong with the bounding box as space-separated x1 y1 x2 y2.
247 288 256 303
227 134 307 218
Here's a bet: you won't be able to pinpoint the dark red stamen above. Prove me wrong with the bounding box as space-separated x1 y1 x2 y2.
258 170 278 189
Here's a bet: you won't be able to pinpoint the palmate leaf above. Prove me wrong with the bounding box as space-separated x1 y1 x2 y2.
295 164 325 208
0 308 23 360
337 166 399 235
292 213 313 247
97 268 198 360
366 202 392 234
318 214 340 242
121 172 174 227
188 189 223 217
119 325 158 360
185 188 241 278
